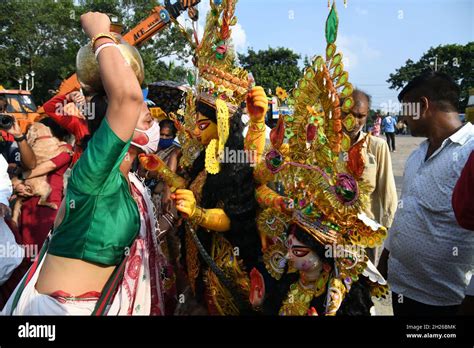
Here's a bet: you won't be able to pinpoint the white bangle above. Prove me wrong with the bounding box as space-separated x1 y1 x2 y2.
94 43 118 59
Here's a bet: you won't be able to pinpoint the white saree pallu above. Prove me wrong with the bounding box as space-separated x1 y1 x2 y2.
1 249 98 315
0 155 22 286
0 219 23 286
1 173 166 316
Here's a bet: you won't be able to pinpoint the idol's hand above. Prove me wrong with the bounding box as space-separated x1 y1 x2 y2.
80 12 111 40
249 268 265 308
171 189 196 219
139 153 186 192
246 86 268 123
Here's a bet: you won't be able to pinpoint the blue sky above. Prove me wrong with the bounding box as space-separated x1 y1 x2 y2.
193 0 473 111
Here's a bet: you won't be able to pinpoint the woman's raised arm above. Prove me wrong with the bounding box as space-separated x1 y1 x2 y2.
80 12 143 142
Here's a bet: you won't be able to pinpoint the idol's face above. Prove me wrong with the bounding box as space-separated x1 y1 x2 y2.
286 234 322 272
193 112 218 146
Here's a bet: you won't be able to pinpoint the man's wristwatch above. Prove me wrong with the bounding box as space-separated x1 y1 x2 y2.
14 134 26 142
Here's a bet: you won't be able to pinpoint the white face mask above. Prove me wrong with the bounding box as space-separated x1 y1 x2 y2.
131 121 160 154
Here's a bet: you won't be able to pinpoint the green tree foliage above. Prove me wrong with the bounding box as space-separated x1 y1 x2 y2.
238 47 302 94
387 43 474 111
117 0 193 85
0 0 192 104
0 0 84 103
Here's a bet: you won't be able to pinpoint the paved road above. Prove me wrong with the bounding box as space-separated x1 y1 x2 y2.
373 134 424 315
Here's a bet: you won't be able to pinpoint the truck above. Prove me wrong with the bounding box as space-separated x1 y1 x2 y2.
0 86 42 132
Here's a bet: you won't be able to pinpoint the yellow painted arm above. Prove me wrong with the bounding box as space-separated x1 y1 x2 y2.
190 207 231 232
244 120 266 165
172 189 231 232
139 153 186 192
256 184 291 213
245 86 268 164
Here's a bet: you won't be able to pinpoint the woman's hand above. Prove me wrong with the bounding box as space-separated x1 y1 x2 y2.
15 183 33 197
80 12 111 40
171 189 196 218
66 91 86 106
6 118 23 138
246 86 268 123
0 203 11 219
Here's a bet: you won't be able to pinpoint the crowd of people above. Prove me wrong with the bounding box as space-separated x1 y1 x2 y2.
0 3 472 316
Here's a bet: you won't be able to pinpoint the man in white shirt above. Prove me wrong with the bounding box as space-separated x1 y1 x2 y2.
378 71 474 315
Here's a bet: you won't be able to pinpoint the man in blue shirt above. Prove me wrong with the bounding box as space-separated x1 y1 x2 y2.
382 114 397 152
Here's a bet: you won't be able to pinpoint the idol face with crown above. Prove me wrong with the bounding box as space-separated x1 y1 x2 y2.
250 1 389 316
140 0 270 315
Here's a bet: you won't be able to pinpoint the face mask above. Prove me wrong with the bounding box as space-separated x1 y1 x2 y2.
159 138 174 149
131 121 160 154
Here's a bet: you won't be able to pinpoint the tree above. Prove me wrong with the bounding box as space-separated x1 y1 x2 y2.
387 43 474 111
238 47 302 94
0 0 84 103
0 0 193 104
117 0 193 86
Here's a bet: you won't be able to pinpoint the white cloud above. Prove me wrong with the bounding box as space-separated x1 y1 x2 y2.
355 7 369 16
195 1 247 52
231 23 247 53
165 1 247 68
337 34 381 70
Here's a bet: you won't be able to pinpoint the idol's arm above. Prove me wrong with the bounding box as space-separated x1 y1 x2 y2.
256 184 291 213
244 86 268 164
139 153 187 192
172 189 231 232
189 207 231 232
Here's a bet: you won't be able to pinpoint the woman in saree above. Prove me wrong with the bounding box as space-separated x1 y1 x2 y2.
2 12 168 315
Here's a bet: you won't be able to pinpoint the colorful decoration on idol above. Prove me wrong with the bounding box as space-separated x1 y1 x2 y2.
254 0 388 316
170 0 251 174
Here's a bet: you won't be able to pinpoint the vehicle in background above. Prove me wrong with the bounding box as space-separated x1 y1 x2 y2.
0 86 42 132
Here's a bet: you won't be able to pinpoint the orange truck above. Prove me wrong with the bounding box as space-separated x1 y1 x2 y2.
0 86 42 132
